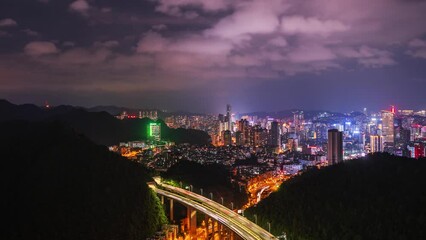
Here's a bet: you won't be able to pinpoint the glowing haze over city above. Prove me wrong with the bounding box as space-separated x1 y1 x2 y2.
0 0 426 113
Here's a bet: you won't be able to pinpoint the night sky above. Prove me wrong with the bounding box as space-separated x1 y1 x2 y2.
0 0 425 113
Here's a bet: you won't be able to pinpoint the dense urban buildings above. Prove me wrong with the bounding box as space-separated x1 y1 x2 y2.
144 104 426 162
113 103 426 172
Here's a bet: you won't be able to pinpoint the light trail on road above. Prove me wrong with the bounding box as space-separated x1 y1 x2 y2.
150 178 278 240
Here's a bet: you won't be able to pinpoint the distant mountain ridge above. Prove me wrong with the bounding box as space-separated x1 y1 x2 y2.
0 99 211 146
0 99 86 121
87 106 209 118
87 105 161 116
238 109 346 119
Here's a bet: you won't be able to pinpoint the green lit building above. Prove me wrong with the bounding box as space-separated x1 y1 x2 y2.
148 123 161 141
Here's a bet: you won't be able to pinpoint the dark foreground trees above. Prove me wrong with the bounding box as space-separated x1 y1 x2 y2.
162 160 248 209
246 153 426 240
0 121 167 240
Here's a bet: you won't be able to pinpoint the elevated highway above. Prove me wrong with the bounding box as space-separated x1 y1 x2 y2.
149 178 278 240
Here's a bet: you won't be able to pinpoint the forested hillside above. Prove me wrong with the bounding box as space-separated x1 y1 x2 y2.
0 121 167 240
246 153 426 240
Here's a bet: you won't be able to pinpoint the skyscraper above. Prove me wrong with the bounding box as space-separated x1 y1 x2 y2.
237 119 249 145
223 130 232 146
327 129 343 165
370 135 384 153
226 104 232 132
394 117 410 155
269 121 280 147
292 111 303 134
148 123 161 141
235 131 243 146
381 110 394 145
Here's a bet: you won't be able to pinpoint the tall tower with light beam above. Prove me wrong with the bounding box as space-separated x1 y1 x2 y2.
226 104 232 132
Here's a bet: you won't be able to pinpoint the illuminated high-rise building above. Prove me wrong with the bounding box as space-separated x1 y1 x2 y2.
140 110 158 120
218 114 224 122
327 129 343 165
223 130 232 146
394 117 410 150
370 135 384 153
236 119 249 145
292 111 303 134
414 143 425 159
148 122 161 141
408 143 425 159
269 121 280 147
381 110 394 145
253 125 267 146
226 104 232 132
235 131 243 146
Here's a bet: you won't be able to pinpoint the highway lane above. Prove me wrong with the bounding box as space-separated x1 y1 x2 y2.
152 186 260 240
151 179 278 240
158 183 277 239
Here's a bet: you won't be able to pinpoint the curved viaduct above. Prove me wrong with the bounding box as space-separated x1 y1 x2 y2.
149 180 278 240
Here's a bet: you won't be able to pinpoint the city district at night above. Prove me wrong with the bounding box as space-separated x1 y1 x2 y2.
1 0 426 239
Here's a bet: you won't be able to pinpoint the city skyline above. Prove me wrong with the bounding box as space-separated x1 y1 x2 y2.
2 98 425 116
1 0 426 113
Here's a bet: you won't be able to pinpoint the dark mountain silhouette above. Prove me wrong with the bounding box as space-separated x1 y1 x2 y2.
245 153 426 240
0 99 211 146
0 121 167 240
87 105 134 115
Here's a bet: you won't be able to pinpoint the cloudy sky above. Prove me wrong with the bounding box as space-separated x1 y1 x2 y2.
0 0 426 113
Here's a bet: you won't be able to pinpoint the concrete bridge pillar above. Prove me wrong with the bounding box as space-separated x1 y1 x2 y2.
228 228 235 240
229 231 235 240
213 220 218 234
218 222 227 238
204 215 210 239
169 198 174 222
187 206 197 237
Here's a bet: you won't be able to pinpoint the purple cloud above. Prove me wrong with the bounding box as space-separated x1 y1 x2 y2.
69 0 90 15
24 41 59 56
406 38 426 59
0 18 17 27
281 16 348 36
